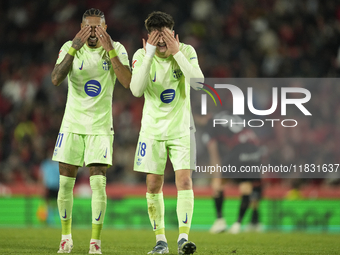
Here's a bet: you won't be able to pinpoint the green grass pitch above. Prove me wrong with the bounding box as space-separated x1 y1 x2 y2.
1 228 340 254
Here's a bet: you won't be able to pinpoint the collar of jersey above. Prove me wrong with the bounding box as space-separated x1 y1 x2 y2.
154 53 173 61
83 43 104 52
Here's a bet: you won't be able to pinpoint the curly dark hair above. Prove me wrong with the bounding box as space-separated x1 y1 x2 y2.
145 11 174 33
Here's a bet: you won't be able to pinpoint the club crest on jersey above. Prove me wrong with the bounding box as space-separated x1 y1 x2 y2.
160 89 175 103
173 69 183 79
84 80 102 97
102 60 110 71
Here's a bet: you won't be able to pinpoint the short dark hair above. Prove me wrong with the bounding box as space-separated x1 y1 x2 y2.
82 8 105 23
145 11 175 33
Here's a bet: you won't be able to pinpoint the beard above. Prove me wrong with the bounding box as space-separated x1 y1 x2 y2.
88 37 98 47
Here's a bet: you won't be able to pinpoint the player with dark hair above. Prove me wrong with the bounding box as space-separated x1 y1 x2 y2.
202 112 263 234
51 8 131 254
130 11 204 255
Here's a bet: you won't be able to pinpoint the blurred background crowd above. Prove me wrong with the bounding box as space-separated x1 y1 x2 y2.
1 0 340 188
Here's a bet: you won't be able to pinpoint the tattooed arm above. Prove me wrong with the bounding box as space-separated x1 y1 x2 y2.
51 27 91 86
51 54 74 87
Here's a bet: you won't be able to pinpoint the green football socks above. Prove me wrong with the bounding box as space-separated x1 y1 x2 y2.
91 224 103 241
146 192 165 236
57 175 76 236
177 190 194 237
90 175 107 240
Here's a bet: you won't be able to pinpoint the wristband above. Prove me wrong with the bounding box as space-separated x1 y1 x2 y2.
145 43 156 58
109 49 117 59
68 47 77 57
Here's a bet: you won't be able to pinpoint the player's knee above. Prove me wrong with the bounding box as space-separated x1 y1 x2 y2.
147 181 163 193
59 176 75 192
176 176 192 190
239 182 252 195
57 176 75 201
146 174 163 193
89 164 107 176
211 178 224 192
59 163 78 177
90 175 107 197
146 180 163 193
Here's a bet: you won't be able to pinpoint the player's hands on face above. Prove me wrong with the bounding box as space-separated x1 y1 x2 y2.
143 30 160 50
161 28 179 55
72 26 91 50
95 26 114 52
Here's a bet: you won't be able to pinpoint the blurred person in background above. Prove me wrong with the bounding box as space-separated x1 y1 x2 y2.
228 180 262 234
201 112 263 234
40 147 60 226
130 11 203 255
51 8 131 254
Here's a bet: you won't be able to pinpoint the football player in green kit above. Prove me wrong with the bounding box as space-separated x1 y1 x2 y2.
130 11 204 255
51 8 131 254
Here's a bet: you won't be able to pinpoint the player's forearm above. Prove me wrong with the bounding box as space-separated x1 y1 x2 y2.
130 56 153 97
51 54 74 86
110 57 132 88
173 51 204 90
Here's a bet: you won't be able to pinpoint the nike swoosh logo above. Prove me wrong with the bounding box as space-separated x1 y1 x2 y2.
182 213 188 224
152 72 156 82
104 148 107 158
79 60 84 70
95 211 102 221
62 209 67 219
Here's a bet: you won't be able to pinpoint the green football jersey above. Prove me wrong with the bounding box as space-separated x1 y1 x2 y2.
56 41 129 135
132 43 200 140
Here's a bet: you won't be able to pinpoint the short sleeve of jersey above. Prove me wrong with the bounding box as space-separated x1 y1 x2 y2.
56 41 72 65
180 44 200 68
131 49 145 74
113 41 129 67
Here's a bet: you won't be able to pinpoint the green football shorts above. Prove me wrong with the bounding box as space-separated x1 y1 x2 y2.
52 132 113 166
133 132 196 174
